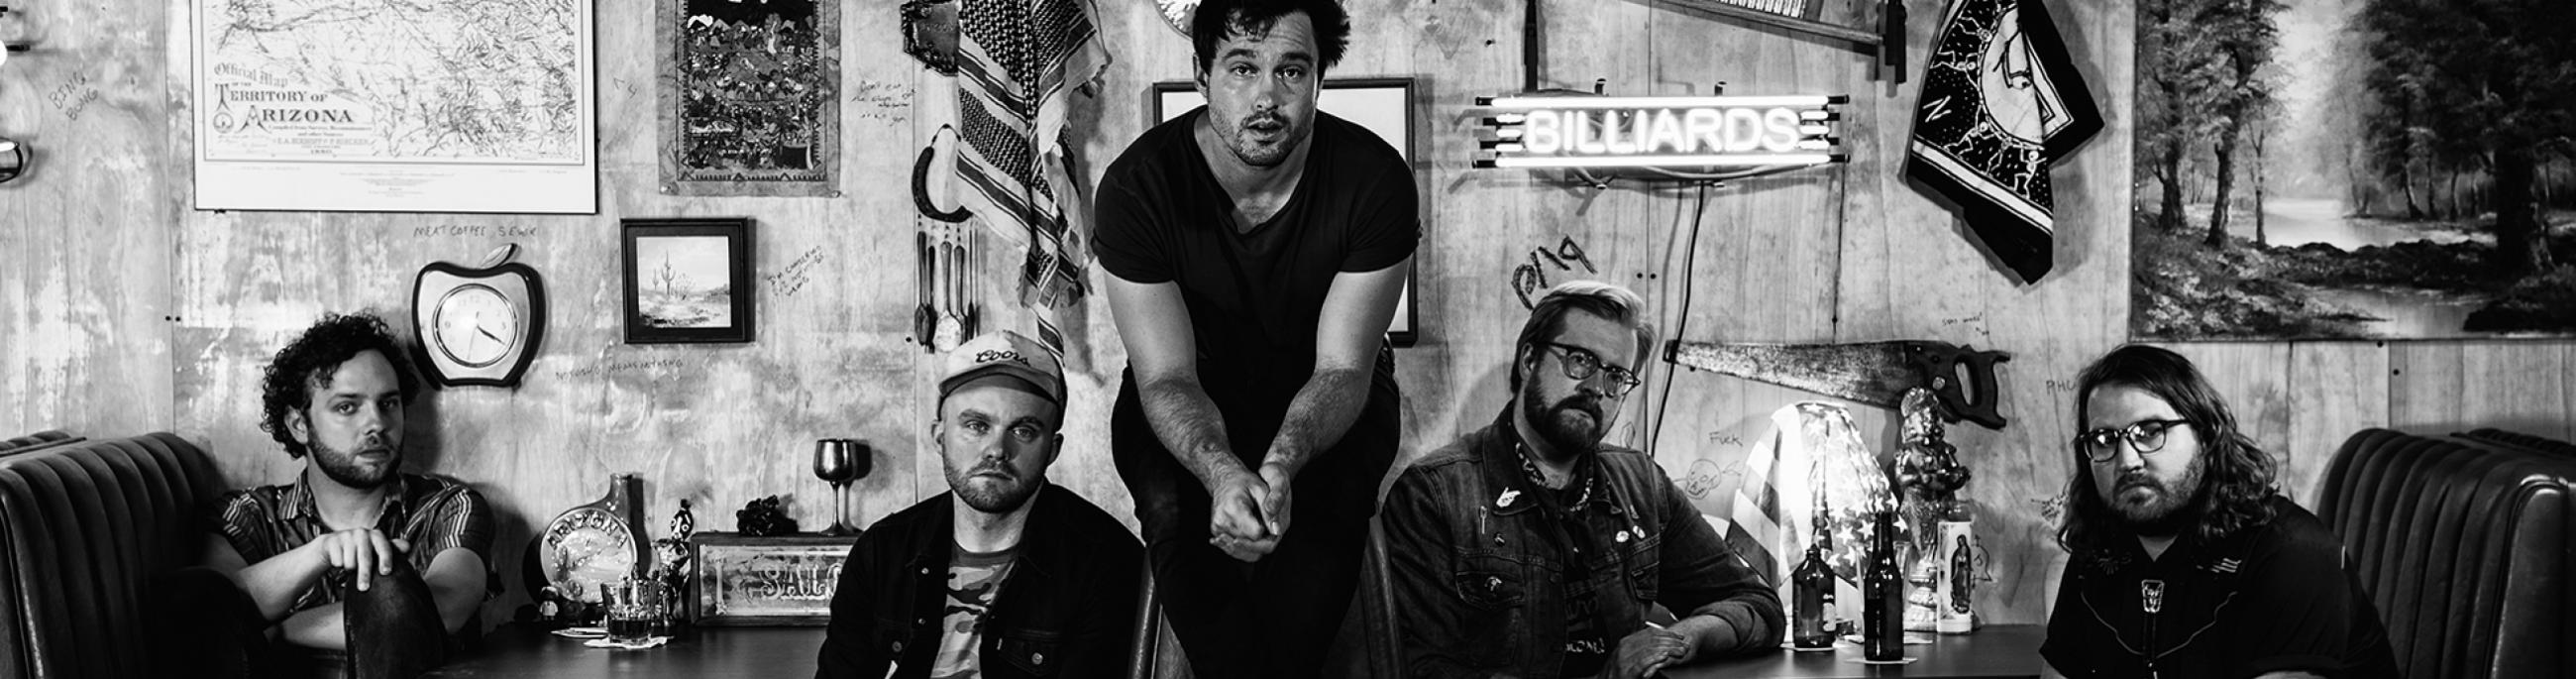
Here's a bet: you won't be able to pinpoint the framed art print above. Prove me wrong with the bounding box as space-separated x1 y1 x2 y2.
622 218 756 344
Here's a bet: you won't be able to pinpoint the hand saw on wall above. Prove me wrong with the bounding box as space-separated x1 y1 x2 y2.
1664 340 2011 429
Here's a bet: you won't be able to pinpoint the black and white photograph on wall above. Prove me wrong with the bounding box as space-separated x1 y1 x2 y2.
2131 0 2576 340
657 0 840 196
624 218 757 344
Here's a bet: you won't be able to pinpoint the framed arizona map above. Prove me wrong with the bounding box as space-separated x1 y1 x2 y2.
190 0 597 213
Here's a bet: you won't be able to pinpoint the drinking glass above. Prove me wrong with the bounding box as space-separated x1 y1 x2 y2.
606 582 652 645
813 439 856 535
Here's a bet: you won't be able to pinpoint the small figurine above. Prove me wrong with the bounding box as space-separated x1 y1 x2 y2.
1894 389 1972 499
537 586 562 622
735 495 801 536
654 500 696 627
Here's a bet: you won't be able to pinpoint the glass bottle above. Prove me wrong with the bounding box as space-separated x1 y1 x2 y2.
1863 509 1904 661
1791 541 1837 649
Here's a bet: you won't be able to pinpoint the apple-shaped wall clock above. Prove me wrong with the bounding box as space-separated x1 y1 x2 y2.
410 244 546 388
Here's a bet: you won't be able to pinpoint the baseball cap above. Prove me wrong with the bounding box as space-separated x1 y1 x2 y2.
938 331 1065 405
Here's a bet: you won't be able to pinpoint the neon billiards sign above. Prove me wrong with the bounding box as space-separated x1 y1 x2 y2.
1475 95 1849 173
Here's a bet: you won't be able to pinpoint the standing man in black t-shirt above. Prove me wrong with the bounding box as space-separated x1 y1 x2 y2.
2042 345 2398 679
1092 0 1416 677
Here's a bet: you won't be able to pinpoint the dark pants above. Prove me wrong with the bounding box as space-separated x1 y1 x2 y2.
153 559 450 679
1112 362 1401 679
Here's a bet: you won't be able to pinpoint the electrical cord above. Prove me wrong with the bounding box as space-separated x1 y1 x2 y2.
1647 180 1714 459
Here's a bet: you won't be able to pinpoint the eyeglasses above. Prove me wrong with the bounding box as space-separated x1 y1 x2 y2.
2073 418 2192 463
1542 342 1642 396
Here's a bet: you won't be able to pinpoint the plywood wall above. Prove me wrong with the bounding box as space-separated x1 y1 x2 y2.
0 0 174 436
2 0 2570 630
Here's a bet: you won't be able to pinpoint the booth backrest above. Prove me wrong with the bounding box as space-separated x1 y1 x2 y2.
0 432 78 457
2317 428 2575 679
0 433 224 679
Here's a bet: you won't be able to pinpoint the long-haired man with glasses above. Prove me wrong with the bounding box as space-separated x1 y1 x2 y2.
1381 281 1782 679
2042 345 2395 679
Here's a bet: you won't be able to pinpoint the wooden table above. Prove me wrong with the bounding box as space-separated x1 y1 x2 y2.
1664 625 2046 679
424 624 826 678
429 623 2043 678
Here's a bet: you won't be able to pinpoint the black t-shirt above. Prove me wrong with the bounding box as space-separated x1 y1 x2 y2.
2041 496 2399 679
1093 107 1418 419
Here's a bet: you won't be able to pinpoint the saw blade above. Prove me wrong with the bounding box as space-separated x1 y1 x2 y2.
1665 340 1919 407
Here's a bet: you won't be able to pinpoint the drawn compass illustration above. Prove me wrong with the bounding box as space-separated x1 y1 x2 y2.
1154 0 1197 36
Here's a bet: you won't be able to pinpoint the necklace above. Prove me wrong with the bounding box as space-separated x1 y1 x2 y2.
1516 443 1594 508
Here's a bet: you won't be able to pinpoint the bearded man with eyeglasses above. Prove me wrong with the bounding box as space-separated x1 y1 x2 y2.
2042 345 2397 679
1380 281 1782 679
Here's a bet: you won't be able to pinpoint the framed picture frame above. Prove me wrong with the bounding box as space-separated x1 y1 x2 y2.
1150 77 1424 347
622 218 756 344
688 533 849 625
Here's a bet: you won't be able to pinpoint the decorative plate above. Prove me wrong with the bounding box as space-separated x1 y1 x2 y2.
540 508 638 604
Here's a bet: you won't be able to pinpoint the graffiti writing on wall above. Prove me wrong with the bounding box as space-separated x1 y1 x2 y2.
1512 236 1599 308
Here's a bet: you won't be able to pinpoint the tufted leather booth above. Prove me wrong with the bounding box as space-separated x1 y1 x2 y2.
2317 428 2576 679
0 432 225 679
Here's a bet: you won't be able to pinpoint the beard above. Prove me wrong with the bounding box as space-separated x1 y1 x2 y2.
945 459 1040 514
310 436 399 490
1520 380 1607 459
2106 456 2205 537
1223 109 1305 168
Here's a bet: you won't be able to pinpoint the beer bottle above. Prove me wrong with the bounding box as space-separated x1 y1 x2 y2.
1863 509 1904 661
1791 541 1837 649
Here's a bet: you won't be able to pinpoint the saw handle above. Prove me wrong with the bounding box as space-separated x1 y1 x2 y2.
1902 341 2010 429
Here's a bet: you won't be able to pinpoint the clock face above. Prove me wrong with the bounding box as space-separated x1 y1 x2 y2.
541 508 638 605
411 261 545 388
433 284 520 368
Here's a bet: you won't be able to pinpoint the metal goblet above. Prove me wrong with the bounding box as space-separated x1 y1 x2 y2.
811 439 857 536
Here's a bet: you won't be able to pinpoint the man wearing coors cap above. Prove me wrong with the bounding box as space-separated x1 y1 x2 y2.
816 331 1143 679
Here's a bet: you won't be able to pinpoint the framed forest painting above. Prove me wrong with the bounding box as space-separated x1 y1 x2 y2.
2131 0 2576 340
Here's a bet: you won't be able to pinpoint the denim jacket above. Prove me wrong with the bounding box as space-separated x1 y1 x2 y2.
814 484 1143 679
1381 410 1784 678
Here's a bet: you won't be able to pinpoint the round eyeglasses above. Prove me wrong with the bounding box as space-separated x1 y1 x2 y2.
1542 342 1643 396
2073 418 2191 463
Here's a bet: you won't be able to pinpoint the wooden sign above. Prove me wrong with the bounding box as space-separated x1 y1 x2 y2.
690 532 853 625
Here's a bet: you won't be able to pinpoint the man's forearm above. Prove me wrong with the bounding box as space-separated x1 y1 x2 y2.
231 544 328 622
1138 375 1252 488
423 549 487 633
1677 600 1778 658
1671 614 1744 659
1263 366 1371 476
281 603 346 649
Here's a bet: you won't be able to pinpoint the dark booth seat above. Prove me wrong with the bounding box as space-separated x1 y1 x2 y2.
2318 428 2576 679
0 432 225 679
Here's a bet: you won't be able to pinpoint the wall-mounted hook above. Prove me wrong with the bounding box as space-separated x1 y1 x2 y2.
0 137 31 184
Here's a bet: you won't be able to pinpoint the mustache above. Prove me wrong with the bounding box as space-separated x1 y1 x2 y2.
1553 396 1603 421
2114 473 2162 493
